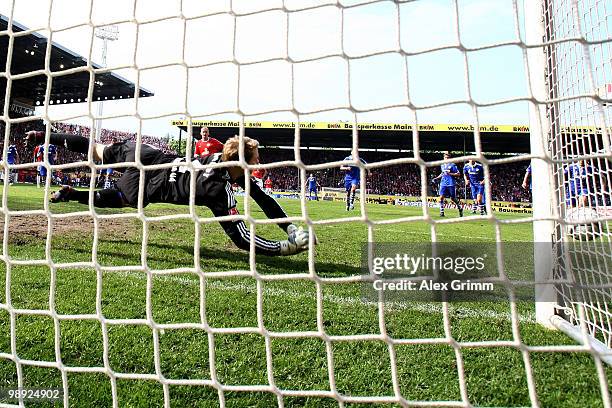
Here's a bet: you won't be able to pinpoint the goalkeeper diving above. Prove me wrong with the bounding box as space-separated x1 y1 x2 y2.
25 130 316 256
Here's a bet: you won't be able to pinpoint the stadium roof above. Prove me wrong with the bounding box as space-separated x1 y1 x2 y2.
0 15 153 113
172 120 532 153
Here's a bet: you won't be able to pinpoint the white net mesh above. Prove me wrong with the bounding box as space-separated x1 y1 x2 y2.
0 0 611 407
544 0 612 350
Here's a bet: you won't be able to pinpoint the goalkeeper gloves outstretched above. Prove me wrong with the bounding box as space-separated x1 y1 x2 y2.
280 224 317 256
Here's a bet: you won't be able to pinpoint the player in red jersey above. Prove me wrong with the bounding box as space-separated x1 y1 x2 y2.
33 143 57 188
194 126 223 158
264 176 273 194
252 168 267 189
33 144 43 187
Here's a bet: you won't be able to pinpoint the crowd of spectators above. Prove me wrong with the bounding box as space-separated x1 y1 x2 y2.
487 163 532 202
0 120 534 202
0 120 175 185
0 121 44 166
52 122 176 154
259 148 533 203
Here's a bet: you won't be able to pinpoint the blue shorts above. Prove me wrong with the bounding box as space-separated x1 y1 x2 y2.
308 187 317 194
566 187 590 206
471 185 486 204
38 165 47 177
567 187 589 199
566 195 590 207
470 184 485 199
439 185 456 198
345 178 359 191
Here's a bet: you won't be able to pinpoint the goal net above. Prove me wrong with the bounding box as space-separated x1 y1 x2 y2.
1 0 612 407
539 0 612 356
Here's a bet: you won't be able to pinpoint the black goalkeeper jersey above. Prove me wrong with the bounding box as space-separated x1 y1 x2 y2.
103 143 290 255
149 153 288 221
146 152 230 206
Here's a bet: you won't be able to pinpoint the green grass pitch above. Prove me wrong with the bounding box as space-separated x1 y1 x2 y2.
0 185 609 407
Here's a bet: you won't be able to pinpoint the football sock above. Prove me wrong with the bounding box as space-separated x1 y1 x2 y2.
452 198 463 214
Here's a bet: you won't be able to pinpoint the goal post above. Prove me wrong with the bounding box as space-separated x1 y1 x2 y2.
4 0 612 406
533 0 612 363
525 0 557 330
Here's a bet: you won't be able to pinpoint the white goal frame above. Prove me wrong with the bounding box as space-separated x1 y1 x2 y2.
2 0 612 406
530 0 612 365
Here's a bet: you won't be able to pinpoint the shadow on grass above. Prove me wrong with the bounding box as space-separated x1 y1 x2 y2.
97 239 362 278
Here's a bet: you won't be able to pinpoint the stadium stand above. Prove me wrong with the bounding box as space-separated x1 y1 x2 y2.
0 120 176 185
258 149 532 203
1 121 531 202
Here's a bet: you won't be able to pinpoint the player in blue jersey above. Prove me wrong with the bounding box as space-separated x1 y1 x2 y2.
306 174 320 201
564 160 593 207
33 143 58 187
522 164 531 191
463 159 486 215
103 168 114 189
3 140 19 184
432 151 463 217
340 155 367 211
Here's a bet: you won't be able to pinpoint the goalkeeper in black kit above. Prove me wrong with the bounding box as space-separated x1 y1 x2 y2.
25 130 316 256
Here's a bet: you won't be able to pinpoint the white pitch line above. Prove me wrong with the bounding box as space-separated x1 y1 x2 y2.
112 271 537 324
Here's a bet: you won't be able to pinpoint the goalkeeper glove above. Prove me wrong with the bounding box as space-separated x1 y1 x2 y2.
25 130 45 146
280 225 317 256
